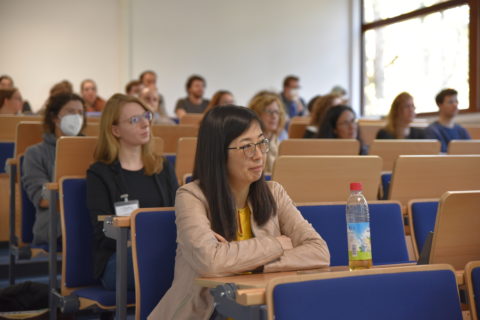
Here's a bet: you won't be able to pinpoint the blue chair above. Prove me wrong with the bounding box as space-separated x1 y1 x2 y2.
466 260 480 320
407 199 439 260
165 153 176 169
266 264 462 320
381 172 392 200
131 208 176 320
58 177 134 313
297 201 410 266
0 142 14 173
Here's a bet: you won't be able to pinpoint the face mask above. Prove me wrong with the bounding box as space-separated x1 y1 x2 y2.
60 114 83 136
290 88 299 98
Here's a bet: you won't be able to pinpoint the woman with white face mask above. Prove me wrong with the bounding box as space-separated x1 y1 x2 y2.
22 93 86 245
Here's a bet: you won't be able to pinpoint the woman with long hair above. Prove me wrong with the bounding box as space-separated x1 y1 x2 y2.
149 106 329 319
22 93 86 244
86 93 178 290
376 92 425 139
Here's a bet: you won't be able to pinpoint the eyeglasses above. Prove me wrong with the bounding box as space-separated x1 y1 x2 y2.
227 139 270 158
123 111 153 125
264 109 280 116
337 119 357 128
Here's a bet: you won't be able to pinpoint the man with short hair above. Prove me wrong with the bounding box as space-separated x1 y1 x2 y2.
281 75 306 118
425 88 470 152
175 75 209 118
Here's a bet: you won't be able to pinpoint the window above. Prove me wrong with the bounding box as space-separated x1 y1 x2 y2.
362 0 479 116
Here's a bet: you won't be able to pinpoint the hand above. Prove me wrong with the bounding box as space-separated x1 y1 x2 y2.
39 198 49 209
276 235 293 250
213 232 228 243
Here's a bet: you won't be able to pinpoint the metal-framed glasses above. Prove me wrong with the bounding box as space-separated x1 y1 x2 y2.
227 139 270 158
125 111 153 125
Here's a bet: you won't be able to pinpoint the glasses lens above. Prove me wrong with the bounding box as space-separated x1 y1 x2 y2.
144 111 153 121
260 140 270 153
129 115 140 125
242 143 255 157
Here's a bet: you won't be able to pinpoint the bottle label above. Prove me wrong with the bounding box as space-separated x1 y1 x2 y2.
347 222 372 261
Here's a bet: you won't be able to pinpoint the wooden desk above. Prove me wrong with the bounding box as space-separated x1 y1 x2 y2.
196 264 464 307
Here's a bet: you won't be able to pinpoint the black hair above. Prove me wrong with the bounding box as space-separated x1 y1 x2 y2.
435 88 457 106
317 105 355 138
192 105 276 241
186 74 206 91
43 93 86 134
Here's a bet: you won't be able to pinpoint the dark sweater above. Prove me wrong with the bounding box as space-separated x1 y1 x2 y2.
86 159 178 279
376 127 426 139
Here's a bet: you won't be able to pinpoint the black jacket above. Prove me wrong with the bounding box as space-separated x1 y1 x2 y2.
86 159 178 279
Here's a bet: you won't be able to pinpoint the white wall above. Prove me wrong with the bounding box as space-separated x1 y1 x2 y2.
0 0 122 111
131 0 352 115
1 0 353 115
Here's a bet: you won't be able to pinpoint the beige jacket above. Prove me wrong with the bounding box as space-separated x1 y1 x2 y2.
148 181 330 320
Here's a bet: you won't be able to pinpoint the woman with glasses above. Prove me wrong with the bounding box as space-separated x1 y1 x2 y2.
22 92 86 245
86 93 178 290
248 92 287 172
317 105 368 154
376 92 426 139
149 106 330 320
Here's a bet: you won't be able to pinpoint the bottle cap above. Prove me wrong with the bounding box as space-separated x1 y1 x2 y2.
350 182 363 191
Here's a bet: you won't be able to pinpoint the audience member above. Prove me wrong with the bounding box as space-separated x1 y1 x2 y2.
22 93 86 245
330 85 348 102
139 87 174 124
0 88 23 114
0 75 14 88
87 94 178 290
425 88 470 152
139 70 167 115
0 75 32 113
248 92 287 172
304 93 343 138
38 80 75 115
376 92 426 139
175 75 209 118
280 75 306 118
204 90 234 113
149 106 329 319
80 79 106 112
125 80 143 97
307 94 321 113
318 105 367 154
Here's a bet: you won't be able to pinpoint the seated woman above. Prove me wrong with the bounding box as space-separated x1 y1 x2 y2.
149 106 330 319
0 88 23 114
22 93 86 245
376 92 426 139
204 90 235 113
86 94 178 290
304 93 343 138
318 105 367 154
248 92 287 172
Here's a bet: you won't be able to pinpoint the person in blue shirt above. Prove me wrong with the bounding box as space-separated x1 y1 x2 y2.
425 88 470 152
280 75 306 118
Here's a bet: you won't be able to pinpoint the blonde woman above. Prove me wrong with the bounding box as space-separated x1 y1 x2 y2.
86 93 178 290
248 92 286 172
376 92 426 139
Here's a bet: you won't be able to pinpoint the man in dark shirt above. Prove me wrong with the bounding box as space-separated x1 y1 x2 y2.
175 75 210 118
280 75 306 119
425 88 470 152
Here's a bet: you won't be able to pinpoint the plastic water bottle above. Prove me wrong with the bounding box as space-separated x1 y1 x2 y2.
346 182 372 270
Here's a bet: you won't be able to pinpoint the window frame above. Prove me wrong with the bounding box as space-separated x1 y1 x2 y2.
360 0 479 116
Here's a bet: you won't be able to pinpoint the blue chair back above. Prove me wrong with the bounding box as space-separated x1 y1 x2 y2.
61 178 97 287
0 142 14 173
381 172 392 200
271 267 462 320
410 201 438 257
298 202 409 266
19 155 37 243
473 267 480 319
165 154 176 169
133 209 176 320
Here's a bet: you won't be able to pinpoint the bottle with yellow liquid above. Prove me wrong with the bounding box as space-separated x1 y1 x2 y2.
346 182 372 270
